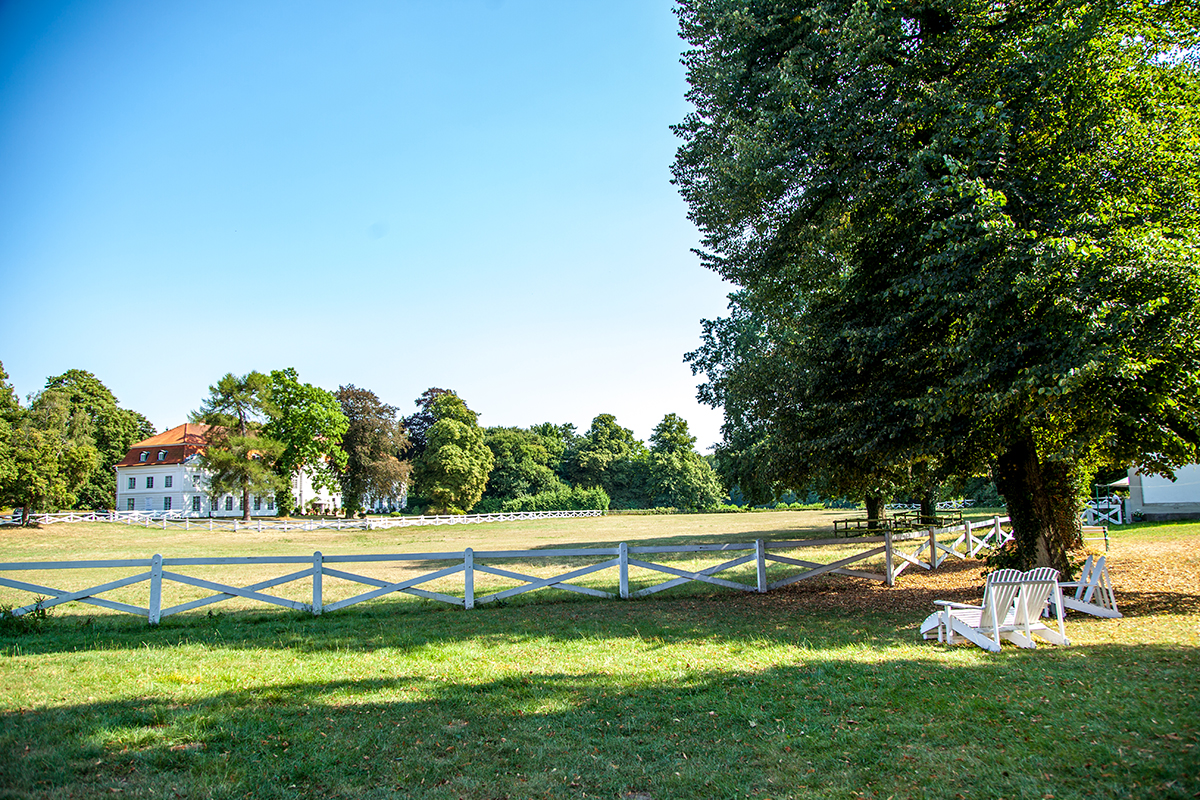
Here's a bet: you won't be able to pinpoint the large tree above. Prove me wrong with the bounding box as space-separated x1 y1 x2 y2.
674 0 1200 571
193 372 286 521
43 369 155 508
482 426 568 502
648 413 725 510
413 393 493 514
336 385 412 516
263 368 349 516
566 414 652 509
6 388 99 521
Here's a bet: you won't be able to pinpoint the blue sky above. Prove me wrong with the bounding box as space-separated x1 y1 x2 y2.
0 0 732 448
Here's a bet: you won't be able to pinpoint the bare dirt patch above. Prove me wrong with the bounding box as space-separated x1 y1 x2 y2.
721 536 1200 617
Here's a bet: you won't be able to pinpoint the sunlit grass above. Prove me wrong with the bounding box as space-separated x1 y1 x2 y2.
1 516 1197 799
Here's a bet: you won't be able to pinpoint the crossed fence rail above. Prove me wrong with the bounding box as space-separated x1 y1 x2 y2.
0 517 1013 625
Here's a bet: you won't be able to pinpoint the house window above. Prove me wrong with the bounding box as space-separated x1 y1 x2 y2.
164 497 172 511
267 496 274 510
165 476 173 488
127 477 135 490
146 477 154 489
238 497 244 511
158 450 167 461
127 498 135 511
139 451 148 462
225 496 233 511
192 496 201 513
253 496 261 510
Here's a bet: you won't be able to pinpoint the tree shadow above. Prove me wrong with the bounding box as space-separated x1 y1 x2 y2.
3 645 1197 800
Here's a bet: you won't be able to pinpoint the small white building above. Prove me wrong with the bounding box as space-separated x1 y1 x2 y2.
1126 464 1200 521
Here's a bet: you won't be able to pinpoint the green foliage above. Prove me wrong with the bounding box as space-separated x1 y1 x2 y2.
475 485 611 513
193 372 287 520
648 414 726 511
263 368 348 516
43 369 155 509
413 393 493 514
5 389 99 517
568 414 653 508
335 385 411 517
675 0 1200 571
482 426 568 502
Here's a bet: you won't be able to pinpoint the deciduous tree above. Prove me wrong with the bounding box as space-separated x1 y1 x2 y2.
413 393 493 514
336 385 411 516
43 369 155 509
675 0 1200 570
264 368 349 516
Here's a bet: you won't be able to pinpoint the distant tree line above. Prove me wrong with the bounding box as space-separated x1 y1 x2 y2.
0 361 729 520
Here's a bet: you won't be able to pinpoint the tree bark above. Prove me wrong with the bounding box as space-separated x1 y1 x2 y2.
993 431 1083 575
864 494 884 529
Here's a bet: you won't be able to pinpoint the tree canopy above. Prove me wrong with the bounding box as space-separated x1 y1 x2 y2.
193 372 286 521
336 385 411 516
413 393 493 514
43 369 155 509
675 0 1200 570
263 368 349 515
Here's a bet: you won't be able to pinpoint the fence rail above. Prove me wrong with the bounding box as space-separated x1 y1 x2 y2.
0 517 1013 625
6 508 605 531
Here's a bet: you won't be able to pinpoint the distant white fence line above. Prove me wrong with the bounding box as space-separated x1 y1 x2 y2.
7 508 604 532
0 517 1014 625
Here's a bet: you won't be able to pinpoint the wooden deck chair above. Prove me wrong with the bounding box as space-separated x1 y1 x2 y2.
1003 567 1070 649
925 568 1025 653
1053 555 1122 618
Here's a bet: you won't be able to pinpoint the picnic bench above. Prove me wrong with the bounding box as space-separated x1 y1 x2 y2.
833 508 965 537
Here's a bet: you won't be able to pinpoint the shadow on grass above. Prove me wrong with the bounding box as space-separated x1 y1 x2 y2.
3 643 1198 800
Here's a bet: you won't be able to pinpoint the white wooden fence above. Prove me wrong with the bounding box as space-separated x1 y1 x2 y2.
6 508 605 532
0 517 1013 625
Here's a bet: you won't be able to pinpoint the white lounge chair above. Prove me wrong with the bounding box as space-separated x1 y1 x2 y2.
1053 555 1121 618
923 568 1024 652
1004 567 1070 648
921 568 1070 652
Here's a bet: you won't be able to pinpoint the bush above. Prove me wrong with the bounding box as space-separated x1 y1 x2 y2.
475 486 611 514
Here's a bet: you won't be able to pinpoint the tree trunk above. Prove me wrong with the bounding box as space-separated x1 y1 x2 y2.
864 494 884 529
993 431 1083 575
242 487 251 522
919 486 938 527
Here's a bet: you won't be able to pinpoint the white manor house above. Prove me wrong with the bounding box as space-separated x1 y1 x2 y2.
113 423 400 517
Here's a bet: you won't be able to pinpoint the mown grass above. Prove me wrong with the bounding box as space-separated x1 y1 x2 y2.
1 515 1197 800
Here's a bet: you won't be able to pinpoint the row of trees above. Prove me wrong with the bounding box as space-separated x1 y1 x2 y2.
191 374 735 518
0 361 730 521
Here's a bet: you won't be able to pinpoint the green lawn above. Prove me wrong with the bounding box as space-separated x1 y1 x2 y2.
1 514 1197 799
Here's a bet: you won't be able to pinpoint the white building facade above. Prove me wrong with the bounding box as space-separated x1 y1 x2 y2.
115 423 404 516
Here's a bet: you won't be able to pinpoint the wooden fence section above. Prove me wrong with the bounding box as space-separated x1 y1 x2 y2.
0 517 1011 625
7 508 605 531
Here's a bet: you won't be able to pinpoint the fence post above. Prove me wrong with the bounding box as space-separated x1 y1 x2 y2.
885 530 895 587
619 542 629 599
234 520 239 532
755 539 767 593
928 525 938 569
149 554 163 625
464 548 474 610
312 551 323 615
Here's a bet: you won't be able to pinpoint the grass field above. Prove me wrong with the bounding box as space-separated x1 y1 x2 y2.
1 513 1197 800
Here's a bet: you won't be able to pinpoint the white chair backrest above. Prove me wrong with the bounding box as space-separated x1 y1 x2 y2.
980 569 1024 631
1014 567 1060 625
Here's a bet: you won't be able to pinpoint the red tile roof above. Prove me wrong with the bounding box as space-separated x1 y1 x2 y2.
115 423 209 468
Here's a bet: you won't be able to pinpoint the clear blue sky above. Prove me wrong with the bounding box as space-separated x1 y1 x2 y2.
0 0 732 448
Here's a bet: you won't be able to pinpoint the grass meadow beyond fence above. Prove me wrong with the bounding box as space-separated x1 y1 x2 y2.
0 513 1197 800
